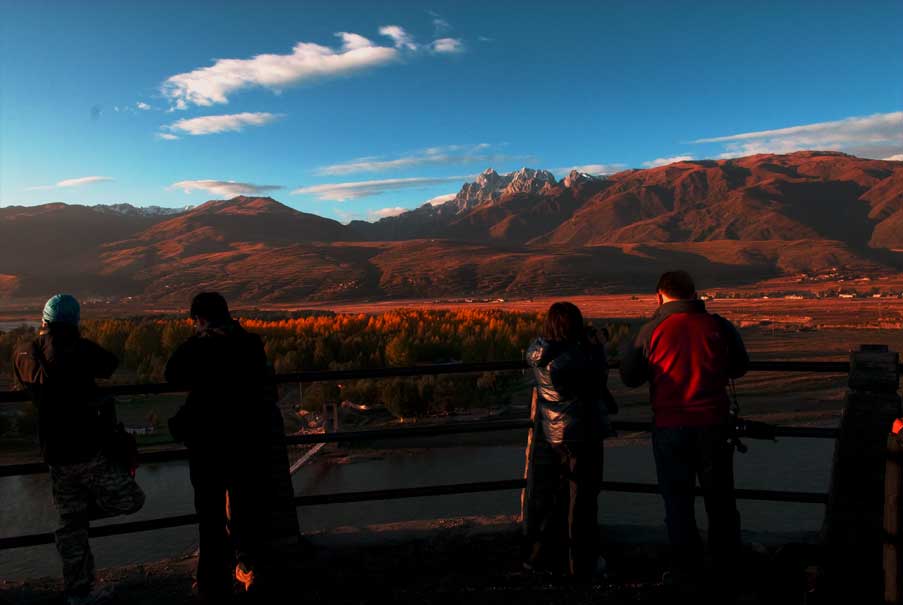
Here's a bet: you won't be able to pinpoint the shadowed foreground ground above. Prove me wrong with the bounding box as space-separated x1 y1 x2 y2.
0 516 822 604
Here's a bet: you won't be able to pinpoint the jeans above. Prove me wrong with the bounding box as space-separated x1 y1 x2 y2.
652 424 741 573
190 452 269 599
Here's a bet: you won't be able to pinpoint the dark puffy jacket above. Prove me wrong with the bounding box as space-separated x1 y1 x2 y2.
13 324 118 465
526 338 614 445
165 321 273 459
619 299 749 428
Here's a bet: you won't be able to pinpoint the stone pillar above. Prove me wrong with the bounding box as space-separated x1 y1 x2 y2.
520 388 538 530
823 345 901 601
885 431 903 604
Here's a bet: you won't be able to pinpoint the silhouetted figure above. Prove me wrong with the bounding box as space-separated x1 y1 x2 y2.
166 292 292 603
14 294 145 605
620 271 748 591
524 302 615 580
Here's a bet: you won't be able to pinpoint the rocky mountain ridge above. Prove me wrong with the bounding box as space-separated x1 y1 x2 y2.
3 151 903 304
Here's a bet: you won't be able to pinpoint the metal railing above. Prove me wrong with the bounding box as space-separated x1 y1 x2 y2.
0 359 847 551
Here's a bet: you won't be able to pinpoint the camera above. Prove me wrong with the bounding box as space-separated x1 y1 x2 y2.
727 413 777 453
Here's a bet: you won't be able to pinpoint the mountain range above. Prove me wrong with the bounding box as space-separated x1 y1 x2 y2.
2 151 902 305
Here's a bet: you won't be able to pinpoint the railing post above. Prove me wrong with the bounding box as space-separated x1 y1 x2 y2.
885 429 903 604
266 403 302 577
823 344 901 602
519 387 538 530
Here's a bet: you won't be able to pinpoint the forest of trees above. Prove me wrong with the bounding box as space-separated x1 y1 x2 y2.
0 309 629 421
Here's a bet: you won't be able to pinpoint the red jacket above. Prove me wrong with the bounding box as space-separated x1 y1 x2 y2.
620 300 749 428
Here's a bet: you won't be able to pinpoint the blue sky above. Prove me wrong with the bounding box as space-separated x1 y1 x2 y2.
2 0 901 222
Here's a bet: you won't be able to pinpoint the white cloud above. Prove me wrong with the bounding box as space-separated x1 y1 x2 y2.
333 209 358 224
27 176 114 191
156 132 180 141
165 112 281 136
427 10 451 35
693 111 903 159
315 144 507 176
162 33 400 108
884 154 903 161
431 38 464 53
379 25 418 50
370 206 408 219
57 176 114 188
554 163 627 176
161 27 469 109
337 32 374 51
292 175 470 201
642 155 695 168
136 102 152 111
424 193 456 206
169 180 282 198
432 17 451 34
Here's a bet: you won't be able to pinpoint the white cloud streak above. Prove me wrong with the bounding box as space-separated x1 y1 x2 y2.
160 26 461 109
427 10 451 35
692 111 903 159
156 132 180 141
554 163 627 175
292 175 470 201
432 17 451 34
642 155 695 168
27 176 114 191
883 154 903 161
162 33 399 108
315 144 504 176
370 206 408 219
431 38 464 53
169 180 282 198
424 193 457 206
136 102 152 110
165 112 281 136
379 25 418 50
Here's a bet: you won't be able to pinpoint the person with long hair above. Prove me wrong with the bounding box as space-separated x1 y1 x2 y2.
524 301 615 580
14 294 145 605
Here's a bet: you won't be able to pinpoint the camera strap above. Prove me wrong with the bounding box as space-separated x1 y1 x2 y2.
728 378 740 416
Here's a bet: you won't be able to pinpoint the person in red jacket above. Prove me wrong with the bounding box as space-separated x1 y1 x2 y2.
620 271 748 587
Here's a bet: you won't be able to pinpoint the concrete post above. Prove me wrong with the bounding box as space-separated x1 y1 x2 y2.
823 345 901 601
520 388 538 529
885 431 903 604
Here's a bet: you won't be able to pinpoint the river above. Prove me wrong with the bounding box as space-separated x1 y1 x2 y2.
0 433 835 580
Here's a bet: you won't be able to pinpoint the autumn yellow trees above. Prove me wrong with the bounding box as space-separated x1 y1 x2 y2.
1 309 627 419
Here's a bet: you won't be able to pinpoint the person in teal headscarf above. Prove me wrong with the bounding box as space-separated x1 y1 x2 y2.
14 294 145 605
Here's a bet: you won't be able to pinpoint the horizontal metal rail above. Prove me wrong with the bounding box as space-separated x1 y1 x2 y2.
0 358 851 553
0 478 828 550
0 359 856 404
0 419 839 478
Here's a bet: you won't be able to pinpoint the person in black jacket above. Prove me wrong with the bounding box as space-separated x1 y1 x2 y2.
14 294 144 605
523 302 615 580
165 292 292 603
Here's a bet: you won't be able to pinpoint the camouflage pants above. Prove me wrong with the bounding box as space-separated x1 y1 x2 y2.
50 454 146 595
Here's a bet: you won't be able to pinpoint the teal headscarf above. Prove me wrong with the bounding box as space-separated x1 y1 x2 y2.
42 294 81 326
